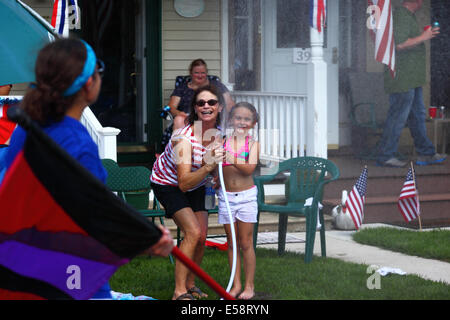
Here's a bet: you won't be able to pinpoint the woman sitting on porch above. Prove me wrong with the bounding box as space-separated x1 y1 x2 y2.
160 59 234 151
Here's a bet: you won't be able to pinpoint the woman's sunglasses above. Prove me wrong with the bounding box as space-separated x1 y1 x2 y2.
195 99 218 107
96 59 105 78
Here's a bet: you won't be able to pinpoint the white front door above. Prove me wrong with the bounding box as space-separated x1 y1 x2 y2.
262 0 340 146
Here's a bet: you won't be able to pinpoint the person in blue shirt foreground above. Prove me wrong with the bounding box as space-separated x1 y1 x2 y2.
4 38 173 299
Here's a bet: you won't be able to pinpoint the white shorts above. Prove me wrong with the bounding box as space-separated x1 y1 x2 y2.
217 186 258 224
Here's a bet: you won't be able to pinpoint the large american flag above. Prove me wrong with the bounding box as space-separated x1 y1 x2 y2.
368 0 396 77
310 0 327 33
51 0 78 36
398 167 420 222
345 167 368 230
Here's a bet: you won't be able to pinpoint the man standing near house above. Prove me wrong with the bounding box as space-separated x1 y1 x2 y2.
377 0 446 167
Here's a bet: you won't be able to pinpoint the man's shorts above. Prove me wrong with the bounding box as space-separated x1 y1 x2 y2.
217 186 258 224
151 183 206 218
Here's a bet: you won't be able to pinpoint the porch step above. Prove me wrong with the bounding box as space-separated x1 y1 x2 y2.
158 212 334 238
322 156 450 226
323 193 450 224
324 170 450 198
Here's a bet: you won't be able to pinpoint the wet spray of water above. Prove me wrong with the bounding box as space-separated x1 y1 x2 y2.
217 104 238 294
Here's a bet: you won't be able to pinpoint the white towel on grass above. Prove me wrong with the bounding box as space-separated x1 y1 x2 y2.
376 267 407 276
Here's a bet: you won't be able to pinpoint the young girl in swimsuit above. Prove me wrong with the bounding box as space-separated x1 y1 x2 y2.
217 102 260 299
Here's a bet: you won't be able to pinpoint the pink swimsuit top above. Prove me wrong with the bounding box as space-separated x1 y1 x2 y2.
223 136 250 166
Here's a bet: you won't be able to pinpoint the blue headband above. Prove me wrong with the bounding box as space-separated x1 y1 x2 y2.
63 40 97 96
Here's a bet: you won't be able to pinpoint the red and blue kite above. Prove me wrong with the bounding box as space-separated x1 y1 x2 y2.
0 108 162 300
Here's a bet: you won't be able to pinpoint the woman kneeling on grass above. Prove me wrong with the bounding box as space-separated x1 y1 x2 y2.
151 85 224 300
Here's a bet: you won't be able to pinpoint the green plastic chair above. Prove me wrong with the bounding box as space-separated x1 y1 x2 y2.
101 159 174 264
253 157 340 263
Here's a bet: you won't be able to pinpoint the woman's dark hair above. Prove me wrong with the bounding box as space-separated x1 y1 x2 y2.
186 84 224 127
189 58 208 74
229 101 259 124
21 38 87 124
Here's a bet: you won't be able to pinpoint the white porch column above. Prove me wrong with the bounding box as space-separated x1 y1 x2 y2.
306 27 328 159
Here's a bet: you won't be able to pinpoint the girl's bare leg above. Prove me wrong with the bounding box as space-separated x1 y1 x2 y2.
224 222 242 298
236 220 255 300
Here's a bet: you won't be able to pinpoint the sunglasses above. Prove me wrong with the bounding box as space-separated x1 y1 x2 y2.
96 59 105 78
195 99 218 107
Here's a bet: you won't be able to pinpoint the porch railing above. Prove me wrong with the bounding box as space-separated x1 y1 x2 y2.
80 107 121 161
2 96 120 161
230 91 307 162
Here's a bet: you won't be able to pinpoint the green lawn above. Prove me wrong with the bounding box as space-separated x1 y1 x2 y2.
353 227 450 263
110 247 450 300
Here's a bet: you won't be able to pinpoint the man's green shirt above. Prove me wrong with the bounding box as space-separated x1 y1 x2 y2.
384 6 426 94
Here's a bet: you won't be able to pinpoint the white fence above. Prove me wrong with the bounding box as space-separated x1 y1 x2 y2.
1 96 119 161
230 91 307 162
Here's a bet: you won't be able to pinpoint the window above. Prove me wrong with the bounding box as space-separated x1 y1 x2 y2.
276 0 310 48
228 0 261 91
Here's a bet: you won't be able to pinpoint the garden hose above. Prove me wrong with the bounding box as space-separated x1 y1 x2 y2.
218 161 237 294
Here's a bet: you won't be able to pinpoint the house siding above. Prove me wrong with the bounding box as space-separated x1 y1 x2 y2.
161 0 222 104
22 0 53 21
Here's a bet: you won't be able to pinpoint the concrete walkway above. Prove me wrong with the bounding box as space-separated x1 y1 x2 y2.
257 224 450 285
